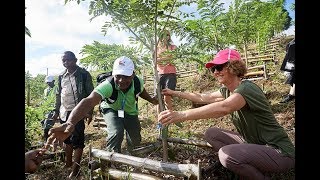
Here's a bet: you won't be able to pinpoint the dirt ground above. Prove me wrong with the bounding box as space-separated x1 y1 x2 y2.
27 77 295 180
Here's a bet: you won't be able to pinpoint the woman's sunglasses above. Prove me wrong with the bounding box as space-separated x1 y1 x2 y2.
210 63 228 73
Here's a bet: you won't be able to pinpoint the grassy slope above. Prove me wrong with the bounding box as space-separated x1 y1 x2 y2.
28 40 295 180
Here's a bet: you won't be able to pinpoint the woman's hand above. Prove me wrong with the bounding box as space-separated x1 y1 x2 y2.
162 88 175 96
158 109 185 126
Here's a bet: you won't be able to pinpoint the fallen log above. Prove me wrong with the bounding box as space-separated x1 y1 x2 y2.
91 148 200 179
158 137 212 148
92 168 164 180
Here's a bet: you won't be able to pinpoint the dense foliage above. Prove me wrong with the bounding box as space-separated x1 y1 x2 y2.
63 0 292 73
25 72 58 149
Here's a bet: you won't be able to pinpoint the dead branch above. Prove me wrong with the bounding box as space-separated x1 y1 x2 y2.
158 137 212 148
131 142 162 155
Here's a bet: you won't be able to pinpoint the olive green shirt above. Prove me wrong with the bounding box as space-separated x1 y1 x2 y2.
220 80 295 158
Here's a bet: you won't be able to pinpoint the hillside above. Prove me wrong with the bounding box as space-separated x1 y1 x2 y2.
27 37 295 180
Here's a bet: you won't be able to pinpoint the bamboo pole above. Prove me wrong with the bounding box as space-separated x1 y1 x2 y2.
91 148 200 179
95 168 164 180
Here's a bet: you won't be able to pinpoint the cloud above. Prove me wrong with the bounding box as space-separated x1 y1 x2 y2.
25 0 131 77
282 25 295 36
25 53 64 76
25 0 295 77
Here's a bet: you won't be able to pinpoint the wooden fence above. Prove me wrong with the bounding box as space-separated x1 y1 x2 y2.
140 37 282 83
242 37 281 81
142 64 198 83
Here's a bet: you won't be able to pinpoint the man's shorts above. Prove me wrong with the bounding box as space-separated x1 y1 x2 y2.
159 73 177 90
60 111 85 149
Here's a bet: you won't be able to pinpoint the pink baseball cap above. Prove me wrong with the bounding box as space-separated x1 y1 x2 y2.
205 48 241 68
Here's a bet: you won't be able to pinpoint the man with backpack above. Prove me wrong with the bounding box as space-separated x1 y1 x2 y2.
46 56 158 154
51 51 94 178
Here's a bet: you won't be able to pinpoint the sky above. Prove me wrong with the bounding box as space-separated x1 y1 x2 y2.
25 0 295 77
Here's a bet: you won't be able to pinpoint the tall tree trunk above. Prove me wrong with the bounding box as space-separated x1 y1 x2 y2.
153 0 168 162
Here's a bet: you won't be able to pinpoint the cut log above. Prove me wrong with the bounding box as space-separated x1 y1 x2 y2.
91 148 200 179
95 168 164 180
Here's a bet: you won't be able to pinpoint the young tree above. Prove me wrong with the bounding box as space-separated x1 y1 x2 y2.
65 0 189 161
79 41 150 73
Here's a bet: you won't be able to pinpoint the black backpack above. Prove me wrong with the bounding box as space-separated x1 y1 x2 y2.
96 71 141 104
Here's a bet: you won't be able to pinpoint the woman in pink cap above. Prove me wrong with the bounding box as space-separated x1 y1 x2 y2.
158 48 295 179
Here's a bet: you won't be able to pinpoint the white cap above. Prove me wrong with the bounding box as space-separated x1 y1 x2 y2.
112 56 134 76
45 75 55 83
